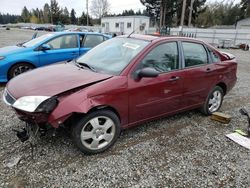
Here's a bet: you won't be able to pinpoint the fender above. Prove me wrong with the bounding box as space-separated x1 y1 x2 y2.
48 77 129 128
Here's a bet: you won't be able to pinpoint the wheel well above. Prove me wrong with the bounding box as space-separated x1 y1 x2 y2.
88 105 121 122
63 105 121 128
8 62 36 80
216 82 227 94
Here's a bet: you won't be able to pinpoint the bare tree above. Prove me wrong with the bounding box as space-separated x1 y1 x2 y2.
90 0 110 19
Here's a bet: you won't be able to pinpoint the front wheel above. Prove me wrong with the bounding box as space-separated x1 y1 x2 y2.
8 63 34 79
71 110 121 154
201 86 224 115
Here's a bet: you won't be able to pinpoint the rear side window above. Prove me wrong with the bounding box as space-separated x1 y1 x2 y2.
83 35 104 48
140 42 179 73
182 42 208 67
208 49 221 63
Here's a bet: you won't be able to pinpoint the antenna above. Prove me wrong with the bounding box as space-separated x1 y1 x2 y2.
127 23 146 38
127 30 135 38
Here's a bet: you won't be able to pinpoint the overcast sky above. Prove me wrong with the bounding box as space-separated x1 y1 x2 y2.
0 0 241 17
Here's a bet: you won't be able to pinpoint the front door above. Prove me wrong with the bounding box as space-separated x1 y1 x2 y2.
38 34 79 66
128 41 185 124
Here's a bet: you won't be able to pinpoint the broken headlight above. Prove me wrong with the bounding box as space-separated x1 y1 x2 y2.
12 96 58 113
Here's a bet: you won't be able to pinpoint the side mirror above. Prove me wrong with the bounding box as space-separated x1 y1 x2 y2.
135 67 159 80
240 108 249 117
40 44 51 51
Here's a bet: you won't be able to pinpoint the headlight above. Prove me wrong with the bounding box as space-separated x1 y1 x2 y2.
35 96 58 113
0 56 5 60
12 96 58 113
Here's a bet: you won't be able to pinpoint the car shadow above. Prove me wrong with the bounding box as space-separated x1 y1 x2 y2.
0 83 6 88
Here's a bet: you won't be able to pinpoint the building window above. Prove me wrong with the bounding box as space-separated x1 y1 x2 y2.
115 23 119 28
102 23 105 27
127 22 132 28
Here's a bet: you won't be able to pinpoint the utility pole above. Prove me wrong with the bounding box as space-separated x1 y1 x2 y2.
180 0 187 27
86 0 89 26
188 0 195 27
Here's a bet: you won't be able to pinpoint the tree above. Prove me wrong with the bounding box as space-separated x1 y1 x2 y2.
240 0 250 18
50 0 61 24
30 15 39 23
70 9 77 24
21 6 30 22
79 11 88 25
196 1 241 27
90 0 110 19
43 3 50 23
140 0 206 27
140 0 161 26
62 7 70 24
175 0 206 26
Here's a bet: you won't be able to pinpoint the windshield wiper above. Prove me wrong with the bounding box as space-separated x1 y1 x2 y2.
75 61 96 72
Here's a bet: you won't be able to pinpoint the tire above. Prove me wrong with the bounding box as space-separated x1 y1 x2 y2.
201 86 224 115
8 63 34 79
71 110 121 154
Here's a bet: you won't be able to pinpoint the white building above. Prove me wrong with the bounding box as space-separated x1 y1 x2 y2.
101 16 150 35
236 18 250 29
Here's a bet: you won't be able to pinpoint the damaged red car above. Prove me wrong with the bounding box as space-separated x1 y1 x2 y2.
3 35 237 154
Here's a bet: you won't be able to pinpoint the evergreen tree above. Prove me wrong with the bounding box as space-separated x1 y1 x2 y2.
70 9 77 24
240 0 250 19
62 7 70 24
21 6 30 22
140 0 206 26
79 11 88 25
43 3 50 23
50 0 61 24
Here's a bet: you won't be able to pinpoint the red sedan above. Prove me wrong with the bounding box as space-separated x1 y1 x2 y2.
3 34 237 154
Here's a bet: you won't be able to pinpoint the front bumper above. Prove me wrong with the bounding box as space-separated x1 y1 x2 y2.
14 108 71 128
15 109 49 124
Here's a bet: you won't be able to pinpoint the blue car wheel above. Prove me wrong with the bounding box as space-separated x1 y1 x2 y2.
8 63 35 79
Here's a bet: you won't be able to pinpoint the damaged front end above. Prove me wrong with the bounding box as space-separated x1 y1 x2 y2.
3 88 60 141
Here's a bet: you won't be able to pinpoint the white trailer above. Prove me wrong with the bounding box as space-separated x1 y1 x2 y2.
101 16 150 35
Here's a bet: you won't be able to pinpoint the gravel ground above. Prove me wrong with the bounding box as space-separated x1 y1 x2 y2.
0 28 250 187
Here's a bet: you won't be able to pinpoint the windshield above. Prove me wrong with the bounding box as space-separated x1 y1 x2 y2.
76 37 150 75
23 33 55 47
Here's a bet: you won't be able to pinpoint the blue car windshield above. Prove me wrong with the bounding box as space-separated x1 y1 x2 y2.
23 33 55 47
76 37 150 75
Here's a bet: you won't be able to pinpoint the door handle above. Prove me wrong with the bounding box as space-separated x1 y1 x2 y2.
169 76 180 81
206 68 212 73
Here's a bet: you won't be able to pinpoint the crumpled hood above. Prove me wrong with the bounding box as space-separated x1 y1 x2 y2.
7 63 112 99
0 46 28 56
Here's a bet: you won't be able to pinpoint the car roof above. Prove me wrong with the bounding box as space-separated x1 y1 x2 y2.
52 31 111 37
120 34 205 44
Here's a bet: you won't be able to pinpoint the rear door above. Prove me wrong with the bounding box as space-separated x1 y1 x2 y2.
181 41 218 107
128 41 185 124
38 34 79 66
79 34 105 56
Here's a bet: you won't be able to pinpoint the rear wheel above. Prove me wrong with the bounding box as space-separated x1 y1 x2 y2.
201 86 224 115
71 110 120 154
8 63 34 79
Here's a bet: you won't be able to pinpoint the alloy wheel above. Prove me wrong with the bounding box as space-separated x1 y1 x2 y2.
80 116 116 150
13 65 33 77
208 90 222 113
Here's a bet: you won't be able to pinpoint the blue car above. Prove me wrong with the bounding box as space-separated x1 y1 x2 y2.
0 32 111 82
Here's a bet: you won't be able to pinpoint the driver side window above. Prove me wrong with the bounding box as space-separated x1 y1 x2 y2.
141 42 179 73
46 35 78 50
